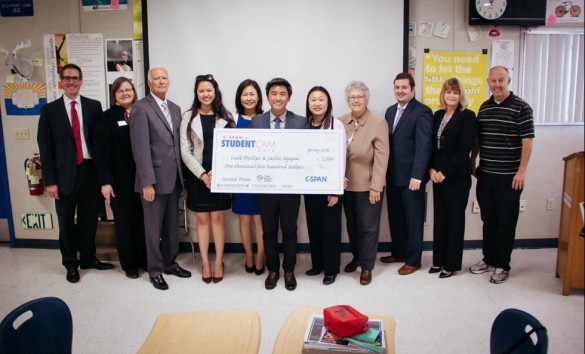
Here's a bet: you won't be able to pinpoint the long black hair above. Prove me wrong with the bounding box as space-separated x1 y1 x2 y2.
305 86 333 129
186 74 235 147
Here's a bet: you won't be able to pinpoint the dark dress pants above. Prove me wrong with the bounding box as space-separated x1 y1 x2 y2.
432 177 471 271
304 194 342 276
476 170 522 271
258 193 300 273
343 191 383 271
55 161 100 268
141 184 180 277
110 187 147 271
386 183 426 266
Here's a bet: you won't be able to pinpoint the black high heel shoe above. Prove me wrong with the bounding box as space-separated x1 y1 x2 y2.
254 265 265 276
244 262 254 273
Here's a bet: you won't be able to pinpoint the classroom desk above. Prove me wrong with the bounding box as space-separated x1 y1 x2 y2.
137 309 260 354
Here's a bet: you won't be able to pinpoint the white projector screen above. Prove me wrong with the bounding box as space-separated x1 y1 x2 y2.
146 0 405 118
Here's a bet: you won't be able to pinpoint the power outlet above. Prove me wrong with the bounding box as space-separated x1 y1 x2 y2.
519 199 527 212
14 128 30 140
546 198 555 211
472 200 480 214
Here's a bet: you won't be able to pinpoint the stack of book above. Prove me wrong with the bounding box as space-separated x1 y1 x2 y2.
302 314 386 354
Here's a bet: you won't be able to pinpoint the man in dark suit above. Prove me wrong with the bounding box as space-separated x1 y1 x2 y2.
37 63 114 283
250 77 307 291
381 72 433 275
130 66 191 290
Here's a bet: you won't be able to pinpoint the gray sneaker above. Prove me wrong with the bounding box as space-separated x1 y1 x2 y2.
490 268 509 284
470 260 494 274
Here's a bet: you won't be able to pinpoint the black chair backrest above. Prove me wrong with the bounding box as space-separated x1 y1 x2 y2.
0 297 73 354
490 308 548 354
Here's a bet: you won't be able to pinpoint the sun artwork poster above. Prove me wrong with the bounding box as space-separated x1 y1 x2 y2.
4 83 46 116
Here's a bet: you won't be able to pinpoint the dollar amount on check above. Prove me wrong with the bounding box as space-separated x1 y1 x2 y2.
211 128 344 194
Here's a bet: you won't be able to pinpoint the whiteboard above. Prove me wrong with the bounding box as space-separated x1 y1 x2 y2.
146 0 405 117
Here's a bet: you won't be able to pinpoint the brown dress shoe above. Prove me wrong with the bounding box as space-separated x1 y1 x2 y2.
360 269 372 285
265 271 280 290
398 264 421 275
380 255 406 263
284 272 297 291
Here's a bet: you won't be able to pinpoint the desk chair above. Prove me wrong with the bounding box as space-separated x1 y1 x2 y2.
0 297 73 354
138 309 261 354
490 308 548 354
273 306 396 354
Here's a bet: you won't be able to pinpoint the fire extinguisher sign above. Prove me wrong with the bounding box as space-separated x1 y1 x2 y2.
21 213 53 229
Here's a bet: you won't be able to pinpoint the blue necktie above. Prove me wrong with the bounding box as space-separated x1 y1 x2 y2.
274 117 282 129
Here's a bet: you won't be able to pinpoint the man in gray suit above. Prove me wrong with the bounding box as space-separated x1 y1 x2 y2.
130 66 191 290
250 78 307 291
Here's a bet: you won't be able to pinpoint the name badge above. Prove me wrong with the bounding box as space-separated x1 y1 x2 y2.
118 120 128 127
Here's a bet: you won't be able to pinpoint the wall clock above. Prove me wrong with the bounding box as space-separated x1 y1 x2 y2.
475 0 507 20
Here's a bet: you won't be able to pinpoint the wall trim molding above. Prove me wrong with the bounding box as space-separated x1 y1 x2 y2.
13 238 559 253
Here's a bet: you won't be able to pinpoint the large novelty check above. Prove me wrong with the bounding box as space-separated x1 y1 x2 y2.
211 128 344 194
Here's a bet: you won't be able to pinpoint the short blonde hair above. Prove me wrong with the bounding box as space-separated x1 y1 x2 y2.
438 77 468 110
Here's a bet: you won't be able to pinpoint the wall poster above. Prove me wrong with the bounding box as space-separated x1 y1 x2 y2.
422 51 488 114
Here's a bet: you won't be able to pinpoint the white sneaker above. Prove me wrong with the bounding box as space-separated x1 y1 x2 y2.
490 268 509 284
469 260 494 274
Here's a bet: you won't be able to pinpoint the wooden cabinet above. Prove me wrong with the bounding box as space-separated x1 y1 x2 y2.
556 152 584 295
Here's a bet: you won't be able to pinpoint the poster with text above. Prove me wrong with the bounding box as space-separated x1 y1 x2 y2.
422 51 488 114
43 33 107 108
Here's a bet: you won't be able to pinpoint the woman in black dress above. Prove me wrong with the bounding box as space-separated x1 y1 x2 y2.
180 74 236 284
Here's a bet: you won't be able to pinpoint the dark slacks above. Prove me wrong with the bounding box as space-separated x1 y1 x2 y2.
432 177 471 272
141 184 180 277
343 191 383 270
304 194 342 276
258 193 301 273
55 161 100 268
386 183 426 266
109 188 146 271
476 170 522 271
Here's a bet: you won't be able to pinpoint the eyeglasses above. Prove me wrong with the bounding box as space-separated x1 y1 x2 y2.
348 95 366 101
196 74 214 81
116 88 134 95
62 76 81 82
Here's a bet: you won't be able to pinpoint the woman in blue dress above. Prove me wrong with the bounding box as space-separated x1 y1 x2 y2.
232 79 265 275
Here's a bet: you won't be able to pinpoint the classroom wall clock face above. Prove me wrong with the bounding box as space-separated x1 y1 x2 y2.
475 0 507 20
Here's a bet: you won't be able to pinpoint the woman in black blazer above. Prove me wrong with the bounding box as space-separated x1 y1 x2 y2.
428 78 477 278
93 77 146 279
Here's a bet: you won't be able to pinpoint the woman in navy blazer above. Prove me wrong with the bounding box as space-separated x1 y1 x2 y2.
429 78 477 278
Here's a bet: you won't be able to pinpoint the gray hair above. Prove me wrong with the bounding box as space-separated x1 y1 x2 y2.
344 81 370 102
147 66 168 82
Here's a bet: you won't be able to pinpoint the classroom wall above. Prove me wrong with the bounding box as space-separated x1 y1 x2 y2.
0 0 582 246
